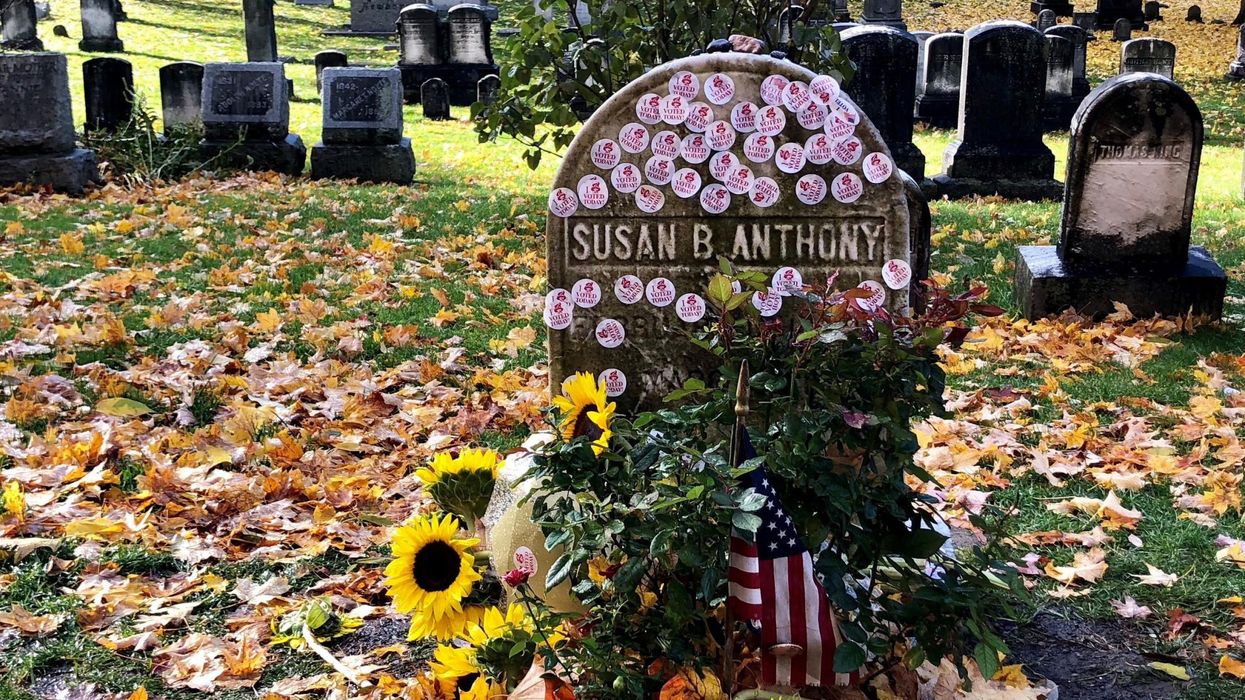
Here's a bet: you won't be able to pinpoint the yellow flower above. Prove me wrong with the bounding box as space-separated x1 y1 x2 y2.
552 372 615 456
3 482 24 519
384 514 482 623
465 604 532 647
461 677 505 700
416 448 501 486
431 643 479 683
415 449 501 522
407 603 487 642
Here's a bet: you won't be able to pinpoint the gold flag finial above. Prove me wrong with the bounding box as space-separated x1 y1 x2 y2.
735 359 750 419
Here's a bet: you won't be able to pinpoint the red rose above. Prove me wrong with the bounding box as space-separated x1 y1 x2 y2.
503 569 531 587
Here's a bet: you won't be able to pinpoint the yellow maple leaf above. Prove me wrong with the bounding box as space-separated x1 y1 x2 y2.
1044 547 1108 585
429 309 458 328
1219 655 1245 679
1190 394 1223 420
253 308 282 334
59 233 85 255
5 220 24 236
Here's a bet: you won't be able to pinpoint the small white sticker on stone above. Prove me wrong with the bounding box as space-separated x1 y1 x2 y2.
881 259 912 290
685 102 713 132
796 174 827 205
676 293 707 323
614 275 644 304
636 93 663 124
760 74 791 106
832 136 864 166
577 174 609 210
548 187 579 217
756 104 787 137
635 184 666 213
831 172 863 203
595 318 626 348
572 278 602 308
651 130 682 159
772 267 804 296
752 288 783 317
700 182 731 214
645 156 675 186
782 80 814 113
776 142 807 174
731 101 759 132
725 164 756 195
709 151 738 181
805 133 834 165
863 152 894 183
809 75 841 105
669 70 700 99
672 167 703 198
858 280 886 309
660 93 690 125
619 122 651 153
833 95 861 125
646 277 676 307
797 100 829 130
544 289 574 329
824 112 855 142
750 177 780 208
743 133 776 163
610 162 641 193
599 368 628 397
707 120 737 151
679 134 709 165
705 72 736 104
591 139 621 169
514 546 539 574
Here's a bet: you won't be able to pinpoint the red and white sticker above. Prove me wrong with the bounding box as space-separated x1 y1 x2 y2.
619 123 650 153
707 120 737 151
881 259 912 290
796 174 827 205
725 164 755 195
669 70 700 99
645 155 675 185
805 133 834 165
709 151 738 181
672 167 703 198
824 112 855 142
809 75 841 105
636 93 663 125
756 105 787 137
832 136 863 166
700 183 731 214
743 133 775 163
731 101 759 132
614 275 644 304
660 93 690 125
681 134 710 164
611 162 641 193
833 95 860 125
782 80 814 113
514 546 538 575
752 288 783 317
772 267 804 296
863 152 894 183
591 139 621 169
651 130 682 159
705 73 736 104
760 74 791 106
595 318 626 348
858 280 886 309
572 278 602 308
548 187 579 217
775 142 807 174
831 172 863 203
577 174 609 210
685 102 713 132
635 184 665 213
598 368 628 397
676 293 707 322
543 289 574 329
646 277 676 307
797 100 829 130
750 177 780 208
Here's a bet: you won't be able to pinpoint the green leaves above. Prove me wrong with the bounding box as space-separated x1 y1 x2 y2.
545 553 573 591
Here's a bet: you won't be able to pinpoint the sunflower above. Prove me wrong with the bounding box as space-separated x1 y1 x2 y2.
415 448 502 523
431 644 505 699
407 602 487 642
385 513 482 624
464 603 532 647
552 372 616 455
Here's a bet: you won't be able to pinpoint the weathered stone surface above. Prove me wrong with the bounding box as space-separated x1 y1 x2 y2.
900 170 931 310
1143 1 1163 21
0 148 99 194
545 53 911 408
1186 5 1203 23
320 67 404 144
0 53 77 154
82 57 133 133
1229 26 1245 80
1120 37 1175 79
243 0 278 62
160 62 204 134
315 50 348 93
1073 11 1099 37
2 0 44 50
1037 9 1057 31
915 32 963 128
1043 34 1075 130
477 73 500 104
201 62 290 141
446 3 493 65
398 4 440 65
1031 0 1075 17
351 0 403 32
842 26 924 180
79 0 124 52
310 138 415 183
1112 17 1132 41
860 0 905 30
421 77 451 119
1046 25 1091 99
1096 0 1147 29
201 133 306 175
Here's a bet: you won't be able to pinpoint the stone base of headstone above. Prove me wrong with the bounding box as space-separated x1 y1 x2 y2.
932 174 1063 200
1031 1 1075 16
399 63 498 106
1015 245 1227 320
914 93 958 128
0 148 99 195
296 0 333 4
1228 62 1245 80
938 141 1062 198
1 37 44 50
79 37 124 52
310 138 415 184
201 134 306 175
1043 93 1085 131
322 26 394 37
892 143 927 182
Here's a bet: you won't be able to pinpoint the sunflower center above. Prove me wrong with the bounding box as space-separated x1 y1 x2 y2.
412 540 462 592
572 409 603 442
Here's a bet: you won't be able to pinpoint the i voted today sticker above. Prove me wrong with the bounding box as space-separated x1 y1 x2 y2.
513 546 538 575
676 293 707 323
752 289 783 317
669 70 700 99
881 259 912 290
635 184 666 213
645 156 675 186
775 142 807 174
809 74 841 105
705 73 736 104
756 104 787 137
750 177 780 208
832 136 864 166
833 95 861 125
672 167 703 198
572 278 602 308
599 368 628 397
681 133 711 164
685 102 714 132
743 133 776 163
805 133 834 165
772 267 804 296
863 152 894 183
636 93 663 125
660 93 690 125
591 139 621 169
858 280 886 309
707 120 737 151
796 174 827 205
548 187 579 217
619 122 651 153
760 74 790 106
709 151 738 181
824 112 855 142
797 100 829 130
543 289 573 329
725 164 756 195
700 183 731 214
646 277 676 307
782 80 814 113
577 174 609 210
595 318 626 348
611 162 641 193
831 172 863 203
614 275 644 304
731 101 759 133
651 130 682 159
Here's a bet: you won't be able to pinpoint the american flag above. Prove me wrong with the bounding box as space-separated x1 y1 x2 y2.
728 428 858 689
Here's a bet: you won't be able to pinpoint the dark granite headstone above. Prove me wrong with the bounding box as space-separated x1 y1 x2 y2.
915 32 963 128
351 0 404 32
0 53 99 193
34 1 50 20
832 0 852 22
1112 17 1132 41
842 26 924 180
398 3 440 65
1235 0 1245 25
160 62 204 135
901 170 932 310
200 62 305 174
1037 9 1057 31
912 30 934 107
477 73 500 104
831 21 860 33
1043 35 1075 130
1096 0 1147 29
1120 37 1175 79
398 3 499 106
1186 5 1203 23
1228 26 1245 80
422 77 450 120
243 0 278 62
1031 0 1075 17
1046 25 1092 101
1015 73 1224 320
79 0 124 52
1143 1 1163 22
777 4 806 48
936 21 1061 199
112 0 126 21
1073 11 1099 37
315 50 348 93
2 0 44 50
311 67 415 183
447 4 493 65
860 0 905 29
83 57 133 133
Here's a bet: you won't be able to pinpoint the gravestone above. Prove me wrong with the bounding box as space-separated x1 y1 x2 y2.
900 170 932 310
1186 5 1202 23
832 0 852 22
199 62 306 175
315 50 348 93
79 0 124 52
1235 0 1245 25
1144 1 1163 22
935 21 1062 199
1015 73 1225 320
1073 11 1098 37
915 32 963 128
1046 25 1092 102
1112 17 1132 41
350 0 403 32
1037 9 1058 31
398 4 440 65
297 0 334 5
159 61 204 135
431 0 499 21
777 4 805 48
1228 26 1245 80
34 1 50 20
422 77 450 119
243 0 278 62
477 73 500 104
832 21 860 33
0 53 99 193
1120 37 1175 79
447 4 493 65
1096 0 1147 29
1043 34 1075 130
842 26 924 180
912 30 934 107
397 3 499 106
112 0 126 21
311 67 415 183
1031 1 1075 17
83 57 133 133
860 0 905 30
545 53 913 408
2 0 43 50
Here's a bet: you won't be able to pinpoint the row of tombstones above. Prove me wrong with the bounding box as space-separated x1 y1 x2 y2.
0 0 124 52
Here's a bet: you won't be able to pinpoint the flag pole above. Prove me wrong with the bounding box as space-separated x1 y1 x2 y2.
725 359 750 696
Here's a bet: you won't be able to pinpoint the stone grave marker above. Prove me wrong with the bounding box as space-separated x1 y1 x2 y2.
296 0 334 5
935 21 1061 199
2 0 44 50
200 62 306 174
1120 37 1176 79
112 0 126 21
1032 0 1075 17
841 26 924 181
83 57 133 133
900 170 932 310
915 32 963 128
1228 26 1245 80
1046 25 1092 103
477 73 500 104
1037 9 1058 31
544 53 913 408
1186 5 1203 23
243 0 278 62
80 0 124 52
315 50 348 93
160 61 204 135
34 1 50 21
0 53 99 193
832 0 852 22
350 0 404 33
1073 11 1099 37
1144 1 1163 22
1015 73 1225 319
1112 17 1132 41
912 30 934 106
422 77 450 120
1097 0 1147 29
1043 34 1075 130
447 4 493 65
398 4 440 66
861 0 906 29
311 67 415 183
431 0 499 21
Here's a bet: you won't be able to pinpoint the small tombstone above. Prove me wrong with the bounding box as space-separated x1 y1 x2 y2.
79 0 124 52
900 170 932 310
160 61 204 135
1112 17 1132 41
1143 1 1163 22
398 4 441 65
777 4 806 47
296 0 334 5
860 0 906 30
431 0 499 21
1186 5 1203 23
315 50 348 93
311 67 415 183
1073 11 1098 37
422 77 451 120
83 57 133 133
2 0 44 50
447 4 494 65
935 21 1061 199
1228 26 1245 80
1120 37 1176 79
350 0 404 32
1043 34 1075 130
1096 0 1147 30
1031 1 1075 17
1016 73 1225 320
0 53 99 193
842 26 924 180
1037 9 1057 31
200 62 306 174
1046 25 1091 100
243 0 279 62
832 0 852 22
915 32 963 128
112 0 126 21
477 73 500 104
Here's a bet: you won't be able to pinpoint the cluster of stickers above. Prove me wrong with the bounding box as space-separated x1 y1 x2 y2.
547 69 896 218
545 259 914 398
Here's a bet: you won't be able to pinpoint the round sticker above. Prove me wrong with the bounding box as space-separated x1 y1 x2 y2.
611 162 641 193
548 187 579 217
797 100 829 130
707 120 737 151
651 130 682 159
752 289 783 317
772 267 804 296
645 156 675 186
782 80 814 113
614 275 644 304
809 75 841 105
514 546 539 575
599 368 628 397
805 134 834 165
760 74 791 106
686 102 714 132
725 164 755 195
619 122 651 153
731 101 759 133
636 93 663 125
635 184 666 213
863 152 894 183
681 134 711 164
646 277 676 307
824 113 855 142
672 167 703 198
882 259 912 290
543 289 574 329
743 133 776 163
676 293 707 323
858 280 886 309
833 95 861 125
591 139 621 169
669 70 700 99
796 174 827 205
577 174 609 210
832 136 864 166
595 318 626 348
660 93 690 125
775 142 807 174
572 278 602 308
709 151 738 181
700 183 731 214
750 177 780 208
831 172 864 203
705 73 736 104
756 105 787 137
